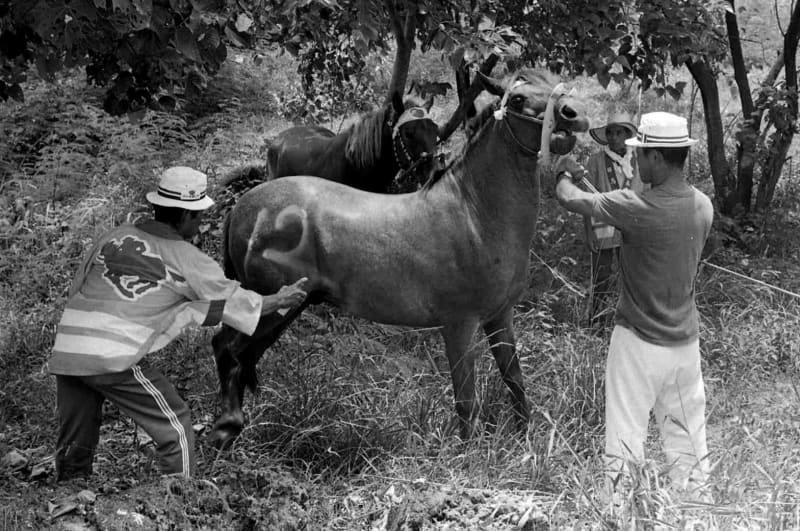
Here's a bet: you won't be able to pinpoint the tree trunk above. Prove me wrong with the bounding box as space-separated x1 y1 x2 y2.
685 59 737 214
385 0 416 104
754 1 800 211
438 53 499 142
726 1 756 212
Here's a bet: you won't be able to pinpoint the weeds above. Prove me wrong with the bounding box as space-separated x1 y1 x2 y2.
2 47 800 530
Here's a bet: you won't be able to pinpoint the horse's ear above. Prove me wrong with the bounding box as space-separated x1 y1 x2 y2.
477 71 505 97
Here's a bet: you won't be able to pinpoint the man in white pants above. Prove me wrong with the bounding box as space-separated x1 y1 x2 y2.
553 112 713 495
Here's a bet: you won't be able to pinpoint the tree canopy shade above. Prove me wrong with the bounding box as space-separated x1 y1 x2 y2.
2 0 798 220
0 0 255 114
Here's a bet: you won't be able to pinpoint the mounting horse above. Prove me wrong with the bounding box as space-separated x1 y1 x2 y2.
223 92 440 195
210 68 589 448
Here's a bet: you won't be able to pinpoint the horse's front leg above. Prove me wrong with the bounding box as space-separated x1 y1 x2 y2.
483 310 530 430
209 302 311 449
209 324 251 449
441 319 480 439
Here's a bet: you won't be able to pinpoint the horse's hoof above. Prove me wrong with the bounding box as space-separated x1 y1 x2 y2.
208 423 242 450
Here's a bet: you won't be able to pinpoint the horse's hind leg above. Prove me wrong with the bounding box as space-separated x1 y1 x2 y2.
483 310 529 430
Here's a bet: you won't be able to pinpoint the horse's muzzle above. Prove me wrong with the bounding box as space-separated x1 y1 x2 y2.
549 131 578 155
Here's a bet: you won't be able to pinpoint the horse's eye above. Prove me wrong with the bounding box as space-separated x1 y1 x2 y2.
510 95 525 108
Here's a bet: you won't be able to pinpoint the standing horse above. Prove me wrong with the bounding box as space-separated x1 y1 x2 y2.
264 92 440 193
210 69 589 447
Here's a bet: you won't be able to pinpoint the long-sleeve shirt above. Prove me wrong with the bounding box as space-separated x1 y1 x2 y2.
48 220 262 376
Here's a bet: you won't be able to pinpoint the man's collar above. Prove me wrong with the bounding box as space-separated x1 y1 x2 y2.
135 219 184 240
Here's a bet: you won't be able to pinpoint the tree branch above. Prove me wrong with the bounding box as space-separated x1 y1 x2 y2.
438 53 499 141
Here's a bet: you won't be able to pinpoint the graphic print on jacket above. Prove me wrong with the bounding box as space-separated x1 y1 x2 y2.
98 236 186 300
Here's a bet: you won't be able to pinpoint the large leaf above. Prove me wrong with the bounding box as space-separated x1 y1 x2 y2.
235 13 253 32
175 26 201 61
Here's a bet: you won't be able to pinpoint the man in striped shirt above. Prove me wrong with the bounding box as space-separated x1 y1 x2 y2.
49 166 307 481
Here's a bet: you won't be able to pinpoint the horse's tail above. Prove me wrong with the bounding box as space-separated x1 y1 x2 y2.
265 139 279 180
221 212 238 281
220 163 268 193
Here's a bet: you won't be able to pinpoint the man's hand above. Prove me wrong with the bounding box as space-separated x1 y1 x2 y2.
554 156 595 217
263 277 308 316
554 155 588 184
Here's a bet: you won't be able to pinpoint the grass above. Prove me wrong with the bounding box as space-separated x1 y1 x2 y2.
2 44 800 529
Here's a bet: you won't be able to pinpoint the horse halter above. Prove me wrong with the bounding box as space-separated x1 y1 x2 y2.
494 77 571 164
392 107 436 171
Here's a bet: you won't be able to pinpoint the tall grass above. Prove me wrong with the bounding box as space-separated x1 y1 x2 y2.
2 45 800 529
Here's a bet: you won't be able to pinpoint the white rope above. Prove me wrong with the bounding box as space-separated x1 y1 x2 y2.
699 260 800 300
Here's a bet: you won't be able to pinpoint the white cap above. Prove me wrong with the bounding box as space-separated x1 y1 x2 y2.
625 111 698 148
146 166 214 210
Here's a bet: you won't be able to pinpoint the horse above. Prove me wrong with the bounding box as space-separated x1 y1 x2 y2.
222 92 441 195
209 68 589 448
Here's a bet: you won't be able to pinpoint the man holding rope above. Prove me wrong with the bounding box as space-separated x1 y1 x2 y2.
554 112 713 499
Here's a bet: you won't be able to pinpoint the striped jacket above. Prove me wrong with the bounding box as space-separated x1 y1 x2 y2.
48 220 262 376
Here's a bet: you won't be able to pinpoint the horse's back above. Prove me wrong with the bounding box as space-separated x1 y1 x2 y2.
266 126 339 180
226 176 517 326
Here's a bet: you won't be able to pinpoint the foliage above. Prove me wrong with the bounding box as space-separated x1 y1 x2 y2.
0 0 258 115
4 30 800 531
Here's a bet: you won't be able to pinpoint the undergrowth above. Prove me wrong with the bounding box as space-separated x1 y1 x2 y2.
2 46 800 530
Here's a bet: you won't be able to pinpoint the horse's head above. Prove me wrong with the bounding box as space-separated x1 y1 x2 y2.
478 69 589 156
388 91 441 190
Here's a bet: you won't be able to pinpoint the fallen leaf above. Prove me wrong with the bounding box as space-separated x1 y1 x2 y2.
48 499 78 519
2 449 28 469
77 490 96 504
29 464 49 480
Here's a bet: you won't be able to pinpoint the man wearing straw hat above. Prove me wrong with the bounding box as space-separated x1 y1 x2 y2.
49 166 308 481
554 112 714 498
581 112 643 330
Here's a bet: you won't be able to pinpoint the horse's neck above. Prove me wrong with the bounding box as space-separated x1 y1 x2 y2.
454 120 541 223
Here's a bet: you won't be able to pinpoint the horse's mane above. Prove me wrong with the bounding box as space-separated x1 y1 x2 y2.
344 95 429 170
344 107 386 170
421 99 498 191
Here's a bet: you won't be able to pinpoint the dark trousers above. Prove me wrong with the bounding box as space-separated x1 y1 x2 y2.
589 248 618 329
55 364 195 480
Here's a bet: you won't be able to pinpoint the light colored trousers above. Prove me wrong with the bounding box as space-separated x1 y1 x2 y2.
605 325 710 489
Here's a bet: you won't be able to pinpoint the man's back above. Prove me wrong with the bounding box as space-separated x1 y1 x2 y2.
592 180 713 345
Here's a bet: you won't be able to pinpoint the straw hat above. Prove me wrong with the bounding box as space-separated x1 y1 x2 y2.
625 111 698 148
589 111 637 145
146 167 215 210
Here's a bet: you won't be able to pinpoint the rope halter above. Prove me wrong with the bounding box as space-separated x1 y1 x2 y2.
493 75 574 166
392 106 437 171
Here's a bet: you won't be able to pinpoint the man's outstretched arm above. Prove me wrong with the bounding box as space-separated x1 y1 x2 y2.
554 156 597 217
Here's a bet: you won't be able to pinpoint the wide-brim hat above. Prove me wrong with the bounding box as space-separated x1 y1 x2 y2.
589 112 637 145
146 166 215 210
625 111 698 148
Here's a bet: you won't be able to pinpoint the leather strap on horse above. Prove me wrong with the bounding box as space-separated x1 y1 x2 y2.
493 77 573 161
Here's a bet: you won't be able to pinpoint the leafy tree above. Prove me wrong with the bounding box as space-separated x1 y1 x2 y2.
256 0 522 138
727 0 800 213
0 0 256 115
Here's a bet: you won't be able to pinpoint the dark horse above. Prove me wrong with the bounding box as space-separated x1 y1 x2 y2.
225 92 440 194
210 69 589 447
